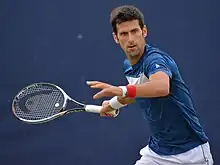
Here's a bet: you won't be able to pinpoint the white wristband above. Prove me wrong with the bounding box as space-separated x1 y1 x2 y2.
109 96 127 110
119 86 127 97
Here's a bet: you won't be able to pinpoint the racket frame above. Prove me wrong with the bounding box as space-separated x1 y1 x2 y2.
12 82 119 124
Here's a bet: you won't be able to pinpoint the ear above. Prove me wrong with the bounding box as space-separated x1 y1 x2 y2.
112 32 119 44
142 25 147 38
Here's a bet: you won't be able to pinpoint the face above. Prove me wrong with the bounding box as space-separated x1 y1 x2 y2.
113 20 147 63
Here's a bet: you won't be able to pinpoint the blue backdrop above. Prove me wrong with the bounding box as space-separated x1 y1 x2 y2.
0 0 219 164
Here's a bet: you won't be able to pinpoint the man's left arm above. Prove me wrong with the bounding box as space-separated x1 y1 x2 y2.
87 55 172 99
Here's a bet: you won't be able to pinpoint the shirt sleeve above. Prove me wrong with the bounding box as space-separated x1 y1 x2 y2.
144 53 172 79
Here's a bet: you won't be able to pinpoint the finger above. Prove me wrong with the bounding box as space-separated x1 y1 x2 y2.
86 81 101 86
93 89 112 99
100 113 114 117
86 81 105 89
99 104 115 117
100 110 114 117
88 82 112 89
100 112 109 117
99 106 109 117
94 88 119 99
102 100 109 106
90 83 106 89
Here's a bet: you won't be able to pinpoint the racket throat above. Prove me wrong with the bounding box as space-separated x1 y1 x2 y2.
62 99 85 112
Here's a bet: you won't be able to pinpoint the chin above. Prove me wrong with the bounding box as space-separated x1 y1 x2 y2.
130 52 140 57
130 54 139 57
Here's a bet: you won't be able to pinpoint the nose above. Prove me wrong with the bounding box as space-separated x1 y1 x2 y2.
128 33 134 43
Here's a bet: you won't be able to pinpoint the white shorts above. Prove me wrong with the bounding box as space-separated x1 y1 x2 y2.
135 142 214 165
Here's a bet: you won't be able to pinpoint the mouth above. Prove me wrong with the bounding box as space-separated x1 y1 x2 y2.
127 45 136 49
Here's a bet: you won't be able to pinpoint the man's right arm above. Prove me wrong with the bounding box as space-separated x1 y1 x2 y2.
117 96 135 105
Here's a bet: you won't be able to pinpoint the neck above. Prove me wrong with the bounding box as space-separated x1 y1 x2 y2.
129 55 142 65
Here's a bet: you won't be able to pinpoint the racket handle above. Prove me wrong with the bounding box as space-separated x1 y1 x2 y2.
85 105 119 117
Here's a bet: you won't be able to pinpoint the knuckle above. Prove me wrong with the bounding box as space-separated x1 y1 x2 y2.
102 100 109 105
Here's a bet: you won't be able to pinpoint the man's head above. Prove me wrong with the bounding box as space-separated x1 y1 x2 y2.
110 5 147 63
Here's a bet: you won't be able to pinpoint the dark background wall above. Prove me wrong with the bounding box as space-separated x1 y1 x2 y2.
0 0 219 164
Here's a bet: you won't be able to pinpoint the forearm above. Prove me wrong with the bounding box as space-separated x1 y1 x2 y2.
134 80 169 98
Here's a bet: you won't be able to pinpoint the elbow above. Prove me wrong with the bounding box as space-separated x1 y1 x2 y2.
160 88 170 96
156 83 170 97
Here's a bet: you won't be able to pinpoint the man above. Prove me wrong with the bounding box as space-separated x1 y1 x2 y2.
87 5 214 165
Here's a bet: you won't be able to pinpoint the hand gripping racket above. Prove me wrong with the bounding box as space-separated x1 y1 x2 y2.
12 82 119 124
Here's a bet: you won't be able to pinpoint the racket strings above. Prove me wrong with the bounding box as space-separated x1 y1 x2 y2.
24 93 57 117
13 84 65 120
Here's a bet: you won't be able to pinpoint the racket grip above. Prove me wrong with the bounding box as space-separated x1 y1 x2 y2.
85 105 119 117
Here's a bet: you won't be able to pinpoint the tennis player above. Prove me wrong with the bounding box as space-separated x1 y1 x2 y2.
87 5 214 165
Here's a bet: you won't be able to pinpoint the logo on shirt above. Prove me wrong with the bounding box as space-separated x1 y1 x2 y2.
155 64 160 68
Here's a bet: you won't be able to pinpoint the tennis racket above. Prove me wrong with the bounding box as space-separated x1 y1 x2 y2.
12 82 119 124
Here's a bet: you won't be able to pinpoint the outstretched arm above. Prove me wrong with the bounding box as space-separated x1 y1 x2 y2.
87 71 170 99
86 71 169 116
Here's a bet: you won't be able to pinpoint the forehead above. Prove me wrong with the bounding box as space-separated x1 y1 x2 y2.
116 20 140 33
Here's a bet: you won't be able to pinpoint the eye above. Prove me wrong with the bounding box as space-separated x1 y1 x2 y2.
120 32 128 36
131 28 139 33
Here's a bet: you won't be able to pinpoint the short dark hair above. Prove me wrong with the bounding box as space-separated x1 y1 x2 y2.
110 5 145 34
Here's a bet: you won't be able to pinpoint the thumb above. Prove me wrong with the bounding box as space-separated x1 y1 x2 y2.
102 100 109 106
